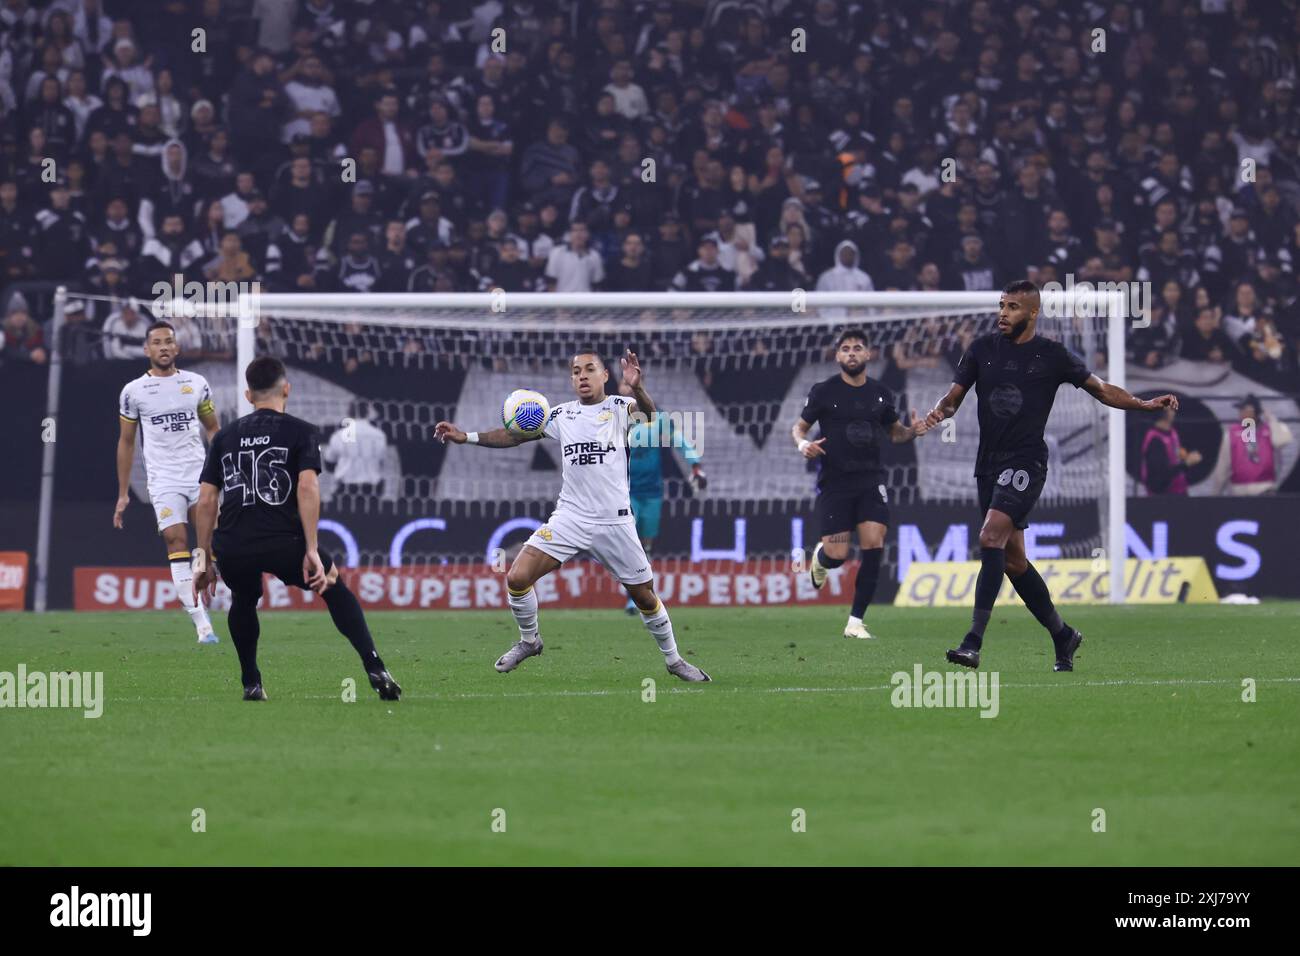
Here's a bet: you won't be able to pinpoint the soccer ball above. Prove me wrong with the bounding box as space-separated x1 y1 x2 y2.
503 389 550 436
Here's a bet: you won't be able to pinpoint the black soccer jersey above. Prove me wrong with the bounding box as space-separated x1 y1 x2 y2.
199 408 323 556
953 332 1091 478
799 375 900 487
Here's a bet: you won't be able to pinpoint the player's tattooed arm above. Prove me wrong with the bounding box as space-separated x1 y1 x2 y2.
891 409 929 443
113 416 138 528
923 383 968 428
621 349 656 417
792 418 826 458
1082 375 1179 412
433 422 534 447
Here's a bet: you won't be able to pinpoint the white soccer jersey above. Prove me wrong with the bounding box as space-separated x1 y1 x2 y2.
119 370 214 493
543 395 636 524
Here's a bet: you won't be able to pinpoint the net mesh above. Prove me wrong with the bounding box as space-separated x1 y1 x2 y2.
210 294 1114 568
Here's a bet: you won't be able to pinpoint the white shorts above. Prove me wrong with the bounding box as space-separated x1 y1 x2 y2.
526 512 653 584
150 487 198 532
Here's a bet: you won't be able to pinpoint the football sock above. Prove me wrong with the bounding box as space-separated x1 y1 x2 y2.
816 547 846 570
850 547 882 618
966 546 1006 649
227 589 262 687
639 599 681 663
507 585 540 642
322 580 385 672
1008 562 1067 642
168 551 210 630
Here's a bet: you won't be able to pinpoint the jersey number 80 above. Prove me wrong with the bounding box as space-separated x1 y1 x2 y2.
996 468 1031 491
222 447 292 505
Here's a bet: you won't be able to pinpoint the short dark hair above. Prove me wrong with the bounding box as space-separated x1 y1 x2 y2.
1003 279 1039 297
836 328 869 349
146 320 175 339
246 355 286 394
571 349 604 368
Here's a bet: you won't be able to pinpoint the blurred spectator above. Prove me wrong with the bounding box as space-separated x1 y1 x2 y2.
102 300 149 359
521 118 580 211
414 97 468 168
352 88 417 178
1240 316 1295 387
672 236 736 292
34 179 89 282
481 236 539 292
281 54 340 144
0 179 33 283
704 209 761 284
1223 282 1265 346
375 220 416 293
1211 396 1294 496
545 221 603 292
465 93 513 213
603 232 654 292
875 239 919 291
947 234 999 291
650 213 690 290
1129 300 1181 370
46 297 99 364
330 232 381 293
816 240 874 293
229 50 286 163
1182 306 1235 364
2 301 47 365
1140 405 1199 496
204 233 256 284
746 234 805 291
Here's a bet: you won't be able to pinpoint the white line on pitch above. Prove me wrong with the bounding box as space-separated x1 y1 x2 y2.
100 676 1300 704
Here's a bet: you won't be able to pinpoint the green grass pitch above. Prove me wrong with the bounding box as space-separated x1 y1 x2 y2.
2 603 1298 866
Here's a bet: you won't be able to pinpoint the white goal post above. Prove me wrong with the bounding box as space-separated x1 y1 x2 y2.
228 289 1131 605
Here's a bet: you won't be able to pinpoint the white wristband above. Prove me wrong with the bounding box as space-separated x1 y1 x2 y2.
797 439 810 453
466 431 479 444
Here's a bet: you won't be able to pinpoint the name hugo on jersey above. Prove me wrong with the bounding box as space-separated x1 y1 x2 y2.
563 440 617 465
240 435 271 448
148 410 195 433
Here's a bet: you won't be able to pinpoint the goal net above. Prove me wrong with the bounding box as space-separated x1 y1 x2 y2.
192 291 1125 590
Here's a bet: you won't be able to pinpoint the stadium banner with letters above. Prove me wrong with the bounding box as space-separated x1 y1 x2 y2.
0 551 29 611
894 557 1219 608
74 558 867 612
45 492 1296 609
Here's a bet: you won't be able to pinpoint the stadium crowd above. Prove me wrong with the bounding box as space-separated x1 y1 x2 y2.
0 0 1298 393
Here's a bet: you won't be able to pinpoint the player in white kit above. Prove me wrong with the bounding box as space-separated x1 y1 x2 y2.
435 350 712 681
114 321 221 643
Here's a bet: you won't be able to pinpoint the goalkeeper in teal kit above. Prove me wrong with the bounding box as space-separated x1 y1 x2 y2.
620 383 706 612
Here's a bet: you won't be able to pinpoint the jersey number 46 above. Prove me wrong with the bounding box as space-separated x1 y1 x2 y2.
222 447 292 505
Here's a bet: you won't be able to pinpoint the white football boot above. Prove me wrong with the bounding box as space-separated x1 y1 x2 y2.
843 617 875 640
809 542 828 589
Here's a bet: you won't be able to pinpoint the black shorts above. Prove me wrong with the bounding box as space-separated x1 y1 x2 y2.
977 465 1046 530
216 541 336 597
816 479 890 537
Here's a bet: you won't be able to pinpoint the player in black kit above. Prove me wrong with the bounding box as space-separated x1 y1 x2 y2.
192 356 401 701
793 328 931 639
923 280 1178 671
